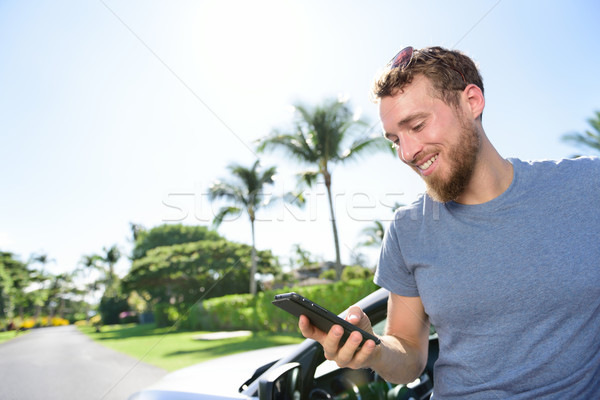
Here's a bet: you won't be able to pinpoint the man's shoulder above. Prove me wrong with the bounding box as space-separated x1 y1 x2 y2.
512 156 599 181
511 156 600 200
391 194 439 226
512 156 600 171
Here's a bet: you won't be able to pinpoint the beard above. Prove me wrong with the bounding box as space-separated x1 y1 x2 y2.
424 117 480 203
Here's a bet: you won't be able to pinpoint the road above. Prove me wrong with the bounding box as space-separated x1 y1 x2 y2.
0 325 167 400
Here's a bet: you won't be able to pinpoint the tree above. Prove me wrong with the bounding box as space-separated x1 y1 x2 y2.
561 110 600 155
359 220 387 249
79 246 125 325
358 203 403 249
289 243 319 269
257 98 393 280
45 272 75 319
79 245 121 298
78 254 103 300
28 252 54 319
209 160 283 295
0 251 30 320
123 239 278 306
101 245 121 294
30 253 55 273
131 223 222 261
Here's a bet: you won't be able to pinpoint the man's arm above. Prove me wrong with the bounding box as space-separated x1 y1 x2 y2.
373 293 430 383
298 292 430 384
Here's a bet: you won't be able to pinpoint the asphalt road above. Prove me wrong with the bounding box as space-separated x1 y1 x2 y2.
0 325 167 400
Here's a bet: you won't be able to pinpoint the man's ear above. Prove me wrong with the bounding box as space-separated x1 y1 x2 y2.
464 84 485 120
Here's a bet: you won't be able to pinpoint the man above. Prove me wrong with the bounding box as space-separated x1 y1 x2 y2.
299 46 600 398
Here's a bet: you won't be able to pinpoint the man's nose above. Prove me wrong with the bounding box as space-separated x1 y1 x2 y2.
398 134 422 163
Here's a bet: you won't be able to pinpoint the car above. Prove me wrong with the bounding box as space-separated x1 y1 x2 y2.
130 288 439 400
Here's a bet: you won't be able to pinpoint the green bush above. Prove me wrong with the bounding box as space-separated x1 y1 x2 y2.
319 269 336 281
154 302 196 328
153 303 171 327
194 279 378 333
341 265 374 281
99 294 129 325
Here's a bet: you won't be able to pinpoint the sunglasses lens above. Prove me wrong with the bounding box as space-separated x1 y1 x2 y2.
391 46 414 69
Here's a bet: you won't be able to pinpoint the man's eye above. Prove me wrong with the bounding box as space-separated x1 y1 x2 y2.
413 123 425 132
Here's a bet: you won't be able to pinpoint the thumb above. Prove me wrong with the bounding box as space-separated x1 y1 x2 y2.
345 305 370 330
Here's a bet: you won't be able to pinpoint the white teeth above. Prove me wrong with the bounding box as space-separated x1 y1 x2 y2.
418 155 438 170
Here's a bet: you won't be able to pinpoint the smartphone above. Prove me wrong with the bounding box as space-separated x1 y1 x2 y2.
272 292 380 347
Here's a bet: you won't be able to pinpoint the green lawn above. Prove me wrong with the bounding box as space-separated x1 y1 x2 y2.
77 323 304 371
0 330 27 344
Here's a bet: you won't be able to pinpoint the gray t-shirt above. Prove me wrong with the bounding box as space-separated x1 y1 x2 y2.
374 157 600 399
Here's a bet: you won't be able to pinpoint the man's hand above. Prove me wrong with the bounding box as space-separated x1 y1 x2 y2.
298 305 379 370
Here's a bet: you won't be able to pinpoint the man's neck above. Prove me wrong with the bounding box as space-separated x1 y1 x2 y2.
455 136 514 205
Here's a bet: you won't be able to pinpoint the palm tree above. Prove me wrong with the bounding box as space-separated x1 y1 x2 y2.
46 273 74 319
257 98 393 280
359 202 404 249
29 253 54 320
79 254 101 271
102 245 121 284
562 111 600 155
78 245 121 297
359 220 387 248
209 160 285 295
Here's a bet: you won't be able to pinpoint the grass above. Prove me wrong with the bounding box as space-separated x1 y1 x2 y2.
77 323 305 371
0 330 27 345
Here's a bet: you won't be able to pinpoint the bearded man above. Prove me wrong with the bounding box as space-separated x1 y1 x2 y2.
299 46 600 399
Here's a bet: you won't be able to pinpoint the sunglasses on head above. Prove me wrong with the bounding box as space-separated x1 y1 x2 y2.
389 46 466 83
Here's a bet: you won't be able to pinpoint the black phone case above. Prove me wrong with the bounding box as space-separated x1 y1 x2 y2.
272 292 380 347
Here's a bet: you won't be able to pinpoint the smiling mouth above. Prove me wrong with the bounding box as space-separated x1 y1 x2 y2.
418 155 438 171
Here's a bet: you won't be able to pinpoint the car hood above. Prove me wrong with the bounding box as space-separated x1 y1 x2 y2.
129 344 299 400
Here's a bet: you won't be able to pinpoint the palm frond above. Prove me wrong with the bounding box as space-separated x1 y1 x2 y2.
209 180 245 203
209 160 284 225
257 131 318 162
297 170 320 188
359 220 386 248
213 206 242 227
103 245 121 265
283 191 307 208
562 131 600 152
561 111 600 154
340 134 396 162
259 165 278 186
79 254 102 269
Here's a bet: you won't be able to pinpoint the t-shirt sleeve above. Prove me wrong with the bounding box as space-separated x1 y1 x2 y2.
374 216 420 297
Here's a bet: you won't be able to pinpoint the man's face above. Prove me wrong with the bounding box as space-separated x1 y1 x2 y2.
380 75 480 203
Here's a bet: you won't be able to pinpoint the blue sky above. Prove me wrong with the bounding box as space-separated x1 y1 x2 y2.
1 0 599 286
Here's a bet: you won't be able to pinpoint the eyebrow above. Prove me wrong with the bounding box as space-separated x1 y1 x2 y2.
383 112 430 140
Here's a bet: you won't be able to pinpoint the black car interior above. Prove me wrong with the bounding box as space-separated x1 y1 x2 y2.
252 294 439 400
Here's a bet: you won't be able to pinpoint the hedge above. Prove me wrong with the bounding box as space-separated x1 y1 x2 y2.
193 279 379 333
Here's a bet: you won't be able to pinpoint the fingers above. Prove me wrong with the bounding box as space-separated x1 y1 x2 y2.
299 315 346 354
298 314 327 342
322 324 344 360
343 337 377 369
298 310 377 370
332 332 377 369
